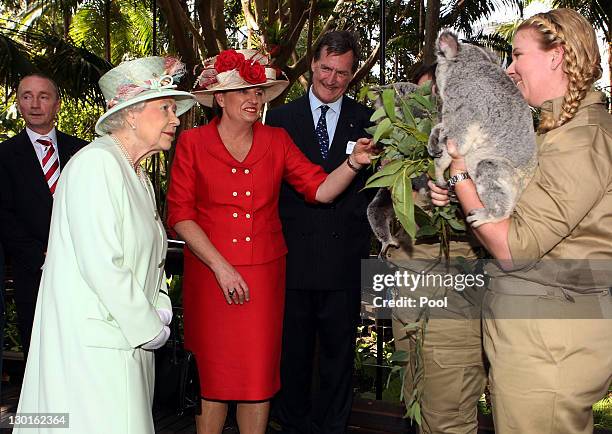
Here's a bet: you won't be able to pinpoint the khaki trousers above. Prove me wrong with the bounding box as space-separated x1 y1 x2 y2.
483 290 612 434
392 295 486 434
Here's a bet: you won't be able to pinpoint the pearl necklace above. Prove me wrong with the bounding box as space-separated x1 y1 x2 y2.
110 134 143 175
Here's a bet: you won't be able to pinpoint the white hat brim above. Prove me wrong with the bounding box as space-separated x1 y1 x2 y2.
192 79 289 107
95 89 196 135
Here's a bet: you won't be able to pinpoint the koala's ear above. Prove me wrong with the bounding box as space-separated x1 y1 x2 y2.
437 30 459 59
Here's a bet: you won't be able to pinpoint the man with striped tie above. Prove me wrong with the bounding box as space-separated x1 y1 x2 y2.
0 74 86 359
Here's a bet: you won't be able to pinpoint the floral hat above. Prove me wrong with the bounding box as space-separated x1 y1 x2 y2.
95 56 196 135
192 49 289 107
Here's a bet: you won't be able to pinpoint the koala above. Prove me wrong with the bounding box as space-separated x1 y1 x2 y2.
428 30 537 228
368 174 430 258
371 81 419 106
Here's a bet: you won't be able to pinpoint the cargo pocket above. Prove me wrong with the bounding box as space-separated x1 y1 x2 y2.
421 346 486 418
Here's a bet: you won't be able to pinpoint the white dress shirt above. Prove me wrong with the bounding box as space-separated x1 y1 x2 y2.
26 127 60 170
309 87 343 149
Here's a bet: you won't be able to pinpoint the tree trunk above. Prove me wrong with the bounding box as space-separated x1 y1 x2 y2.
418 0 425 51
104 0 111 62
63 8 71 41
423 0 440 64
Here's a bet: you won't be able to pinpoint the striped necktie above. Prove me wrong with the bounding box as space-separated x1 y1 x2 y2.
37 137 60 195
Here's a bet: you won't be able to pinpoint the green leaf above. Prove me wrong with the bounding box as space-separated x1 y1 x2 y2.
447 218 466 231
416 225 438 237
389 350 409 362
417 118 433 135
370 106 387 122
400 100 417 128
373 118 393 143
414 205 432 227
439 210 454 220
382 88 397 122
414 402 422 425
397 135 418 155
412 93 432 111
392 169 416 238
366 159 404 183
364 173 398 189
358 85 370 102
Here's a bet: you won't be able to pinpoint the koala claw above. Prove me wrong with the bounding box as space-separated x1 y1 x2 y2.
466 208 492 228
379 240 400 259
435 178 448 189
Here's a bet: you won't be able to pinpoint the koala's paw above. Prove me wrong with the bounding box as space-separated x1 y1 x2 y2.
378 240 400 259
427 125 447 158
466 208 494 228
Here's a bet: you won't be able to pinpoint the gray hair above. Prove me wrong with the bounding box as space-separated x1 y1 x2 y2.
98 102 147 134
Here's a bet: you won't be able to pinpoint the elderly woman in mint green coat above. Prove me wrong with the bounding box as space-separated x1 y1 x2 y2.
14 57 195 434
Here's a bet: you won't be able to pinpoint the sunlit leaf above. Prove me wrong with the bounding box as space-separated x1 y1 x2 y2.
382 88 396 122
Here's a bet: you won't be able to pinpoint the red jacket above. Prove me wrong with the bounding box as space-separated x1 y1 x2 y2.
167 118 327 265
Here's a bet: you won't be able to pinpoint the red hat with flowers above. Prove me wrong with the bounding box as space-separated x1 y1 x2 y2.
192 49 289 106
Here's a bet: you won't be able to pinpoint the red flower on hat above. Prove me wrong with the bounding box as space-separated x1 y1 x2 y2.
214 49 245 73
239 60 266 84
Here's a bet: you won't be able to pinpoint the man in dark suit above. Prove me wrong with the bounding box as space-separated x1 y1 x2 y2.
266 31 373 434
0 74 86 359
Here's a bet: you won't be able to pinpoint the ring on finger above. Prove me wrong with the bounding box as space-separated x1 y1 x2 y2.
229 289 235 297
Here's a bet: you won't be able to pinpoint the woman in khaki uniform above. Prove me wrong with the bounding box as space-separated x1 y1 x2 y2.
430 8 612 434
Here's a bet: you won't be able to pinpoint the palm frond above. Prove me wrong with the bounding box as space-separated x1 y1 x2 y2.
465 31 513 65
0 31 37 95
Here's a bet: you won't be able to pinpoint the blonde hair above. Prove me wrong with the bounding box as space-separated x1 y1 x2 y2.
517 8 602 133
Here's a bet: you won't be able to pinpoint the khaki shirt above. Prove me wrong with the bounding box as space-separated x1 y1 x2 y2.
498 92 612 292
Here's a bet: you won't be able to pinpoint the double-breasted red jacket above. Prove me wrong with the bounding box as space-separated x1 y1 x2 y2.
167 118 327 266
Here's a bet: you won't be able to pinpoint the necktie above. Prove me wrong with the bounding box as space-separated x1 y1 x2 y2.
315 105 330 159
37 137 60 195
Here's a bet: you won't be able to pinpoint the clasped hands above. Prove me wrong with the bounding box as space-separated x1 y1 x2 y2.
141 308 173 350
428 139 466 206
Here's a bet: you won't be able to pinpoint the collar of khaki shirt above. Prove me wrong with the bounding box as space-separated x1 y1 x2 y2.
540 91 607 127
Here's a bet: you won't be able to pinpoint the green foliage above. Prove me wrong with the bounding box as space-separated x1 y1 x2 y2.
594 388 612 430
70 0 157 64
362 83 466 257
56 98 103 141
2 298 22 352
354 326 401 402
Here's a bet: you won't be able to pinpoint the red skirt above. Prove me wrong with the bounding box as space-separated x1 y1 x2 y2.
182 250 286 401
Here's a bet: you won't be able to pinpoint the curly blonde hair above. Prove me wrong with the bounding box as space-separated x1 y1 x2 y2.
517 8 602 133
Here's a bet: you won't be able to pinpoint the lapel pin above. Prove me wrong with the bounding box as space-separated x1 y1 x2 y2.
349 123 354 128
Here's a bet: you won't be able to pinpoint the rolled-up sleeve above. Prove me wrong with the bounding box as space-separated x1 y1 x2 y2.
508 125 608 260
167 132 198 228
279 128 328 203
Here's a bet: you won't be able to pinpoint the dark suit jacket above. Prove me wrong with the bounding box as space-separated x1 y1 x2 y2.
266 94 374 291
0 129 87 302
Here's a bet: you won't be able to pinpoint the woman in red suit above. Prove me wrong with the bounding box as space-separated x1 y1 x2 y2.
166 49 375 434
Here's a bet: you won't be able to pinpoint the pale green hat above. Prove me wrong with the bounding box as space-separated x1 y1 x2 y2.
95 56 196 135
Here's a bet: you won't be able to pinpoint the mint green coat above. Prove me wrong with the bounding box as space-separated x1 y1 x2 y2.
15 136 171 434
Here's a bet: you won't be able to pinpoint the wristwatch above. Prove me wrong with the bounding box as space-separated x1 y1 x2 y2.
447 172 471 190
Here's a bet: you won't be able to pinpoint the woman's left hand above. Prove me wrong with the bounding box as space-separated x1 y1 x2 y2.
351 138 378 166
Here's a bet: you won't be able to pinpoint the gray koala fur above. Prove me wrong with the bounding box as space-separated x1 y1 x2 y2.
428 30 537 228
